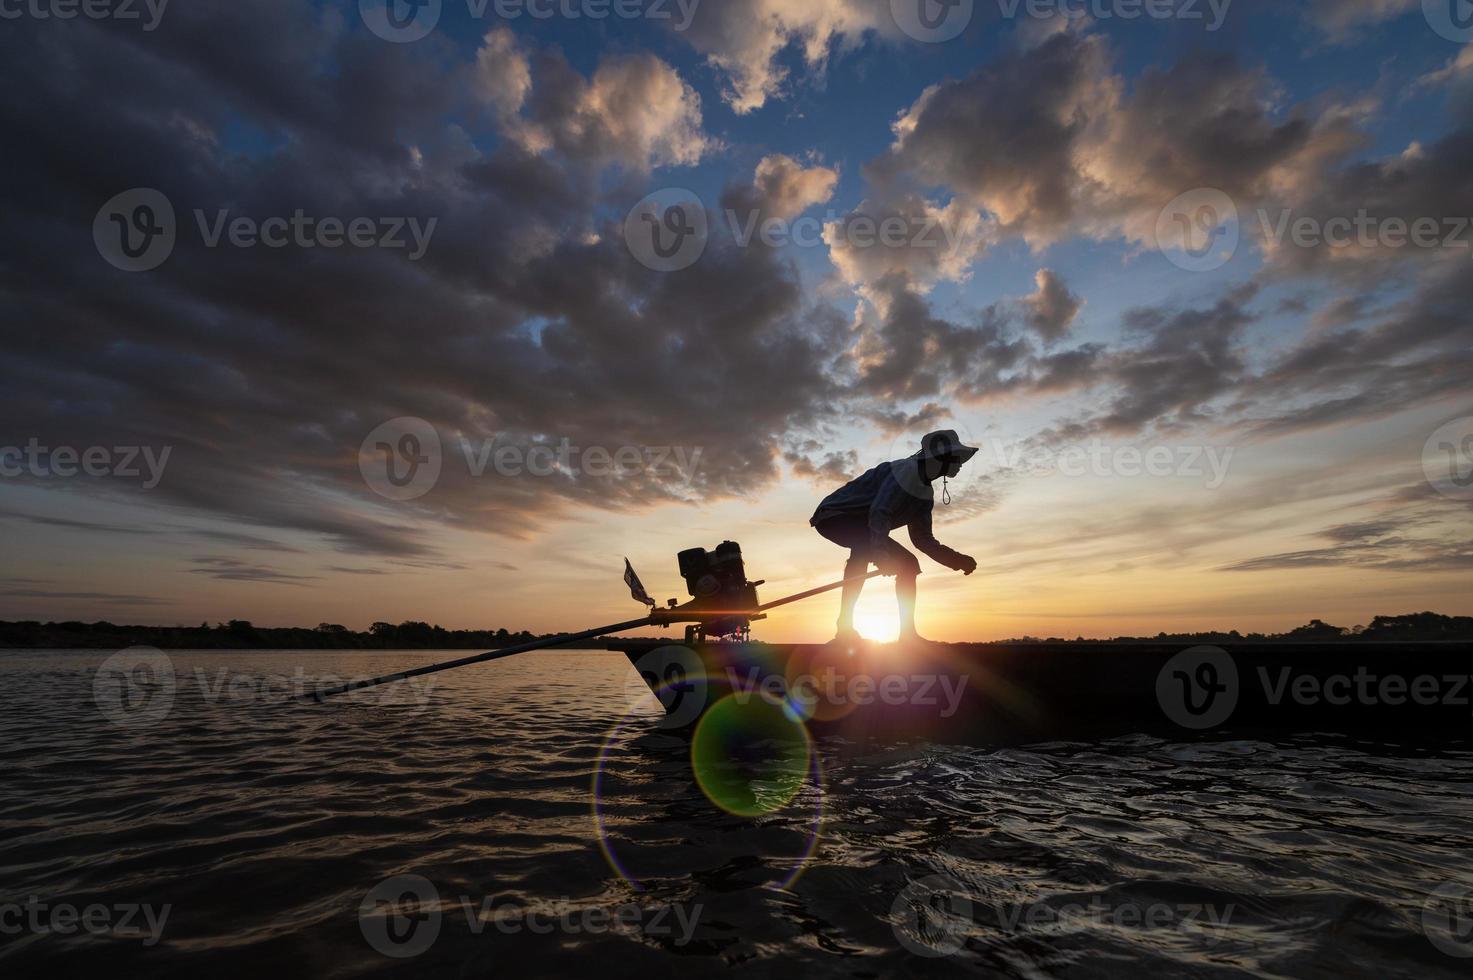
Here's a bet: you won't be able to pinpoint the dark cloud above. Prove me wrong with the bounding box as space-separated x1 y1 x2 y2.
874 33 1347 249
0 512 149 535
1023 269 1083 344
848 278 1031 402
188 557 320 584
0 5 851 559
1242 262 1473 436
0 588 168 605
1220 514 1473 573
785 448 859 485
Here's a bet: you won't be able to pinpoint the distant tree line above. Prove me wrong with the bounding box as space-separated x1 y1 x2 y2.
1 611 1469 649
1002 613 1473 644
0 619 565 650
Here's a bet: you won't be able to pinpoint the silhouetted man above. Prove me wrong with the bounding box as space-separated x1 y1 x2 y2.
811 430 979 643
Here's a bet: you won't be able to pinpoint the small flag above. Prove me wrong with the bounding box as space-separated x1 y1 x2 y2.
624 558 656 608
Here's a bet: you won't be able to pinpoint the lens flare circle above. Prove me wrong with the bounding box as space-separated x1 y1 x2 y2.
690 693 813 818
593 672 824 892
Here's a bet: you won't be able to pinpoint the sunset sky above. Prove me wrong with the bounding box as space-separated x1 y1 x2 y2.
2 0 1472 641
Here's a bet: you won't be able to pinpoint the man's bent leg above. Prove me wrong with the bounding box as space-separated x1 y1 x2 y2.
877 543 923 641
895 569 919 639
837 554 868 635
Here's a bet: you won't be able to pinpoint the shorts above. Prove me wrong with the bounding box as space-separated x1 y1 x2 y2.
814 515 921 574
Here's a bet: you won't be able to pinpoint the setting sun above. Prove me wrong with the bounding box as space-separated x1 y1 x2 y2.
851 600 899 644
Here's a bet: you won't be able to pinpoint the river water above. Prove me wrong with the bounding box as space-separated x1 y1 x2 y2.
2 649 1471 978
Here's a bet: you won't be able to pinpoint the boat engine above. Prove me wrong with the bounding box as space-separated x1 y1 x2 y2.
667 541 764 643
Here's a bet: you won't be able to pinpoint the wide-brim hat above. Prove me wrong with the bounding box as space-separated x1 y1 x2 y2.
914 429 979 463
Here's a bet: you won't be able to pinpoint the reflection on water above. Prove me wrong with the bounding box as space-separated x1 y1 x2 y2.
2 649 1472 978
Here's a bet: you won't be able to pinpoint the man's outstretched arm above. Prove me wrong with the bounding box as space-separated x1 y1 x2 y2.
908 509 977 574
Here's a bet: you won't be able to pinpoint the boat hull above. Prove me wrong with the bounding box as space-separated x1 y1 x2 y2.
609 639 1473 745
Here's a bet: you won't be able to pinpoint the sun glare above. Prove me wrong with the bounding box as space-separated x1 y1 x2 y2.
852 600 899 643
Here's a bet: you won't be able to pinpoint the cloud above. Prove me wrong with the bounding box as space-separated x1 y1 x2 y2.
1305 0 1418 40
874 32 1362 253
189 557 321 584
1022 269 1083 344
1240 261 1473 436
0 588 168 605
825 193 991 299
0 511 150 535
506 48 713 171
1220 514 1473 573
785 446 859 484
0 8 846 559
470 28 533 119
847 279 1031 401
1255 127 1473 275
678 0 891 113
725 154 840 221
1032 289 1254 441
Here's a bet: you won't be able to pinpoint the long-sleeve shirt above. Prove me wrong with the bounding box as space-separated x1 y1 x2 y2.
810 460 969 570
